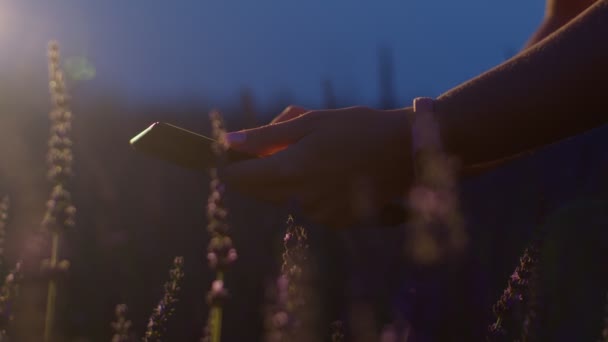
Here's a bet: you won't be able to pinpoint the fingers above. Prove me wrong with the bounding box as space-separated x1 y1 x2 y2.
224 111 319 156
223 164 373 229
221 143 307 187
270 105 309 125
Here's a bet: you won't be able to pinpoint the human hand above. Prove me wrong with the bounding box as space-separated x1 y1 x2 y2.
222 105 413 228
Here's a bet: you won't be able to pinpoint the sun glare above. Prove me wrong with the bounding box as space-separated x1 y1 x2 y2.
0 7 13 41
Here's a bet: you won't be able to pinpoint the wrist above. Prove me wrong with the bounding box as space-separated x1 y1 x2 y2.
390 105 415 151
410 97 443 155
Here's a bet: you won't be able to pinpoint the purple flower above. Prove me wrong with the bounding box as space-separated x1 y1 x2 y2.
143 256 185 342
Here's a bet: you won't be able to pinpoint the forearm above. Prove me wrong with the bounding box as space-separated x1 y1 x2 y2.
523 16 568 49
435 0 608 167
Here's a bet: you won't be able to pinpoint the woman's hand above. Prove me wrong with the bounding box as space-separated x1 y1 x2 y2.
221 105 413 228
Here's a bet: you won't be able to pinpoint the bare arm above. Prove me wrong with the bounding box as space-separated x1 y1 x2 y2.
435 0 608 168
524 0 598 49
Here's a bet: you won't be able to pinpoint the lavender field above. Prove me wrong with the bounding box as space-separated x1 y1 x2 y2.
0 5 608 339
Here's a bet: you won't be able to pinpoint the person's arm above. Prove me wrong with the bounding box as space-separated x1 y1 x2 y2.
435 0 608 168
523 16 568 49
525 0 599 48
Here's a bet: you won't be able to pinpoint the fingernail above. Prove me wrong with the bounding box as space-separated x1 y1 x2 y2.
224 132 246 146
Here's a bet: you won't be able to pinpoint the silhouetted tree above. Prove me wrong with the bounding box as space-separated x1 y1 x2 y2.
321 79 337 109
377 46 396 110
240 88 257 129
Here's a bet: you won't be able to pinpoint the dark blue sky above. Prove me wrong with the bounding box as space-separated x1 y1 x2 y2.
0 0 544 108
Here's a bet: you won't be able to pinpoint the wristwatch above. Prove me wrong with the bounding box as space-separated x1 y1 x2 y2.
378 97 444 226
410 97 444 179
411 97 443 154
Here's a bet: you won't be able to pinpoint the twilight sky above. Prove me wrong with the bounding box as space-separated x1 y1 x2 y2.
0 0 544 108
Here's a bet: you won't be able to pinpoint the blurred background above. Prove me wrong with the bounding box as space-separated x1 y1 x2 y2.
3 1 607 341
0 0 541 108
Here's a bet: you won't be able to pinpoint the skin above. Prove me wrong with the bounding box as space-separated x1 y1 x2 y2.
222 106 412 228
222 0 608 228
529 0 598 47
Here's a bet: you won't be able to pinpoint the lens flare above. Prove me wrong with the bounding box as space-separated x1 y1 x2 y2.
64 56 96 81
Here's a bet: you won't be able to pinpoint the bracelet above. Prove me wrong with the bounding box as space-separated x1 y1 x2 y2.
411 97 443 154
406 98 467 263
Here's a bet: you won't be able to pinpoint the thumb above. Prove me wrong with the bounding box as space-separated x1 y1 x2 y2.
225 112 318 156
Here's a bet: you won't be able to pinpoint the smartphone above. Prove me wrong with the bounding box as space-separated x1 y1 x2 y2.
130 122 254 171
